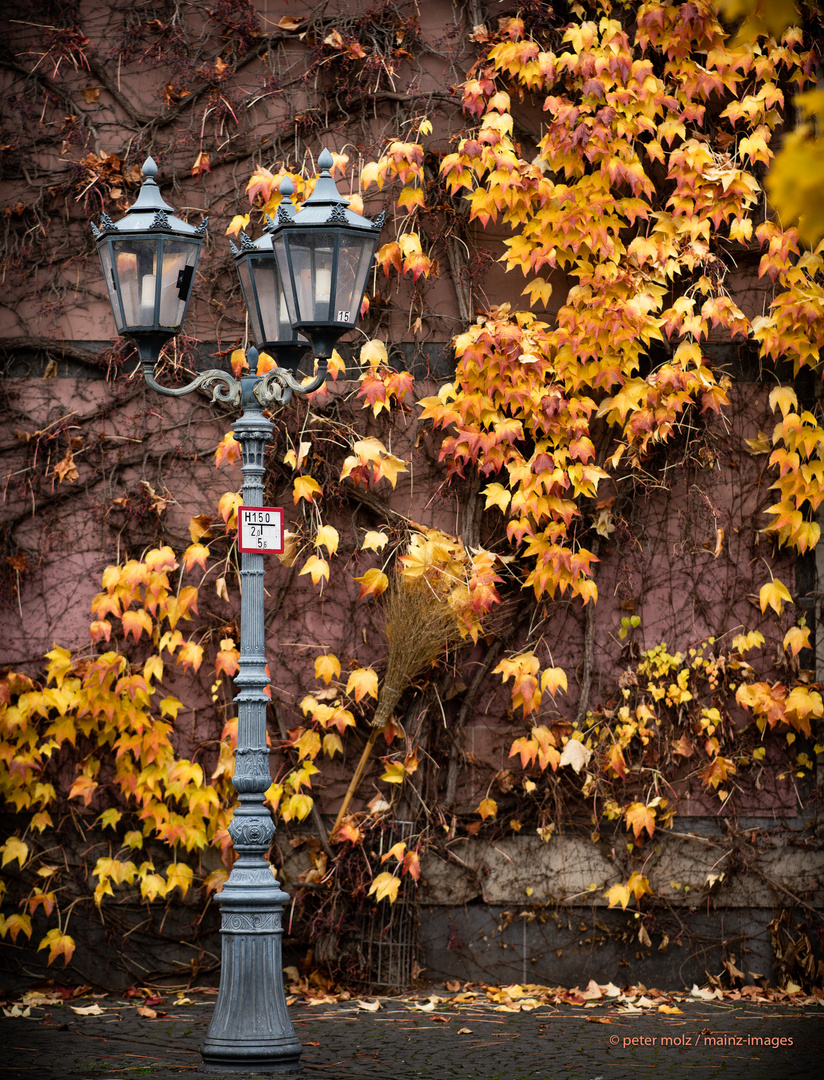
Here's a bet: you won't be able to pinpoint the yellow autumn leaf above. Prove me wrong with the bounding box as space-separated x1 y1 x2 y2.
768 385 798 418
368 871 401 903
299 555 330 587
346 667 379 701
283 792 314 821
521 277 553 306
183 543 210 573
165 862 193 899
362 530 389 552
625 801 657 840
328 349 347 379
626 871 652 901
315 525 339 556
477 797 497 820
294 729 321 762
381 842 407 865
176 640 203 672
783 625 811 657
225 213 250 237
1 837 29 869
360 339 389 369
315 653 341 684
604 883 631 909
143 654 163 684
380 761 406 784
376 453 409 489
759 579 793 616
483 482 511 512
540 666 567 697
322 732 343 758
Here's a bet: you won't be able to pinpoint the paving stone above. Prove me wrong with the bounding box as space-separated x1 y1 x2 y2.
0 995 820 1079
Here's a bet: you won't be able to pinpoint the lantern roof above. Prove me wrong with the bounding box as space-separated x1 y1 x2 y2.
280 149 384 232
92 158 207 239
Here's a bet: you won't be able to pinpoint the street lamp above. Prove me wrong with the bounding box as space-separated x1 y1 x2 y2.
92 149 382 1073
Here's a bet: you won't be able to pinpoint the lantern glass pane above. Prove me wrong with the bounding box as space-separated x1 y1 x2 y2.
333 235 376 327
97 242 124 333
236 257 262 343
275 232 335 325
111 237 160 329
251 254 293 344
157 240 200 330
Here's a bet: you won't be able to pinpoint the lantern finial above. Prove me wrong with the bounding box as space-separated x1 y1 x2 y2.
317 148 334 172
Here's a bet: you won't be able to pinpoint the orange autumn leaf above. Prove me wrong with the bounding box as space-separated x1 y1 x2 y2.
215 432 241 468
293 476 322 505
215 638 240 678
218 492 242 530
183 543 209 573
37 928 76 966
176 640 203 673
354 568 388 600
624 801 656 841
332 817 363 844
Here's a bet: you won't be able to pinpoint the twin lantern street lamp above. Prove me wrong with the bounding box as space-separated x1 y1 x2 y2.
92 151 383 1073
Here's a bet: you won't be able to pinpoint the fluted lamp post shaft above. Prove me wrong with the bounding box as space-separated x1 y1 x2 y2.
91 151 382 1074
200 352 301 1072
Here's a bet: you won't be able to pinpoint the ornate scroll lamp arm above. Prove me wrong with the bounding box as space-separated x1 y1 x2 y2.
142 364 243 408
253 359 329 408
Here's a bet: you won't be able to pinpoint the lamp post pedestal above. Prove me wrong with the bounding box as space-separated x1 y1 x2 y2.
201 376 302 1073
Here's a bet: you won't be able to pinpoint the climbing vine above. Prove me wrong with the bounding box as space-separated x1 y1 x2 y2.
1 0 823 989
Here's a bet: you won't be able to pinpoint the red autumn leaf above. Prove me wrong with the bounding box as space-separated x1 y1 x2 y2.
191 151 210 177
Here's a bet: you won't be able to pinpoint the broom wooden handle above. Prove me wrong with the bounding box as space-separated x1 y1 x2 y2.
331 726 383 838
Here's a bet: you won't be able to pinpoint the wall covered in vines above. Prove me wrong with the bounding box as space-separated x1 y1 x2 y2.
1 0 823 992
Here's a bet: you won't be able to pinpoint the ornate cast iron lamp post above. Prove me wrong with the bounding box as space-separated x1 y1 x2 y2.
93 150 382 1072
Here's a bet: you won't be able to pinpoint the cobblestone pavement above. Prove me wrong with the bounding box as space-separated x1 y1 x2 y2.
1 992 821 1080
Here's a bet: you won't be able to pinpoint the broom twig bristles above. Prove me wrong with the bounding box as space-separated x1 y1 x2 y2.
371 574 463 729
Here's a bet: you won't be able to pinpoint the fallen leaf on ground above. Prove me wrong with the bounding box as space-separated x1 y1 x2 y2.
20 991 63 1005
72 1003 104 1015
582 979 603 1000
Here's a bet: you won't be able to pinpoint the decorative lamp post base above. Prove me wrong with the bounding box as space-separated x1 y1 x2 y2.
201 871 301 1073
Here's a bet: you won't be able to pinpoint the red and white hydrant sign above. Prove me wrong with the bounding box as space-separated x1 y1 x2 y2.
237 506 285 553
